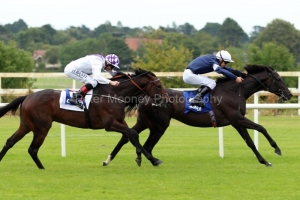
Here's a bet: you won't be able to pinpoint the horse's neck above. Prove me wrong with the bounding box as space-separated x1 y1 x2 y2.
215 76 268 100
240 76 268 99
214 81 259 100
96 82 143 97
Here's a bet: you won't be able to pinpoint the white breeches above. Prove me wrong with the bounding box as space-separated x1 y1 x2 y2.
64 63 98 87
183 69 216 89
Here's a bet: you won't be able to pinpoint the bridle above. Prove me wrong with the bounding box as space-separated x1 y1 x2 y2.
244 67 286 99
237 67 286 116
113 71 165 104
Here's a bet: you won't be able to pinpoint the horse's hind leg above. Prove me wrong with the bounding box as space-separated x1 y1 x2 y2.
27 128 51 169
0 126 30 163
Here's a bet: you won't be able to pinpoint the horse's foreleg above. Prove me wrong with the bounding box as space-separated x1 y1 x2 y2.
233 125 272 167
102 135 129 166
102 120 149 166
120 120 143 166
142 129 166 164
236 117 281 155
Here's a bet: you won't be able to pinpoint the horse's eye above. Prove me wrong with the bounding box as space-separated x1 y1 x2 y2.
157 85 161 89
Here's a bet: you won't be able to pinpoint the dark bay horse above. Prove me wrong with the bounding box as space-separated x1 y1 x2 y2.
103 65 292 167
0 68 167 169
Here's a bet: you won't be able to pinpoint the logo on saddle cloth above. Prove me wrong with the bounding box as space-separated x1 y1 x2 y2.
183 90 217 127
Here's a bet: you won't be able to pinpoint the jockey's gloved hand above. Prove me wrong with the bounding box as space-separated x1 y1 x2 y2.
241 72 248 78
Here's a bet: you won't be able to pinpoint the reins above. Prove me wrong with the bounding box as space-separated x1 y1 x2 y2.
247 73 269 91
125 74 148 96
237 67 283 115
112 71 160 96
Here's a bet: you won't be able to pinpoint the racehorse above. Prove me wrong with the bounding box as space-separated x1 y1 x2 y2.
102 65 293 167
0 68 168 169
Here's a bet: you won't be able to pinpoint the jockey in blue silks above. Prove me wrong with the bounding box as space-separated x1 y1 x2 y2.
183 50 244 107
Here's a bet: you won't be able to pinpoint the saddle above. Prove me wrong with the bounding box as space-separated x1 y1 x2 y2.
183 90 216 127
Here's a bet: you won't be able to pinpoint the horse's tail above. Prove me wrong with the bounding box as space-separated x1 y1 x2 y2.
0 96 27 118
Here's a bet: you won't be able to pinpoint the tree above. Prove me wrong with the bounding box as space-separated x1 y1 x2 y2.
65 25 92 40
192 31 218 55
58 34 133 70
39 24 57 44
247 42 296 87
0 25 13 43
217 18 248 47
0 41 35 101
4 19 28 33
44 46 59 64
133 40 193 88
177 23 197 36
58 38 101 69
15 25 59 51
94 22 114 37
253 19 300 63
200 22 221 37
249 26 265 42
117 21 123 29
145 30 200 58
225 46 248 71
106 39 133 67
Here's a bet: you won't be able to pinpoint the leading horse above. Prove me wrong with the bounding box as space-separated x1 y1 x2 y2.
103 65 293 167
0 68 167 169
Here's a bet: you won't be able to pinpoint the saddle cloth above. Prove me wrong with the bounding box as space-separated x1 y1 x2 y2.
183 90 213 114
59 89 93 112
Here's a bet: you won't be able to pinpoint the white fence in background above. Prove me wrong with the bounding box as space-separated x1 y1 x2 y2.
1 72 300 157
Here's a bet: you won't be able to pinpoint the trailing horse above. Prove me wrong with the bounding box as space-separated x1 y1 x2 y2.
103 65 292 167
0 68 167 169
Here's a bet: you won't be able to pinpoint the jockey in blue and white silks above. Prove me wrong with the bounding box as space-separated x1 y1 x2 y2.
183 50 244 107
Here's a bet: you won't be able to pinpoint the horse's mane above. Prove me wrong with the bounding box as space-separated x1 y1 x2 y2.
111 68 155 116
112 68 156 80
244 64 274 74
216 64 272 84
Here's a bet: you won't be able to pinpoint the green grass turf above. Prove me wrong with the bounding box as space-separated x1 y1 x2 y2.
0 115 300 199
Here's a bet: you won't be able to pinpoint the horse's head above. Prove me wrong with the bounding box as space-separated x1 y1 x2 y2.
112 68 168 105
245 65 292 101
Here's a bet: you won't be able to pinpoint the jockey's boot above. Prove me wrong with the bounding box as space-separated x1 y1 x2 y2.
190 86 212 107
69 84 93 108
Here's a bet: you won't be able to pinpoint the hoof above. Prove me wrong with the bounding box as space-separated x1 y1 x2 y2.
275 148 282 156
102 161 108 166
135 158 141 167
152 159 163 166
151 158 164 166
266 162 272 167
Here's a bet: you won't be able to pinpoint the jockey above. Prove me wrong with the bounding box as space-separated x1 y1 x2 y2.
64 54 120 107
183 50 244 107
